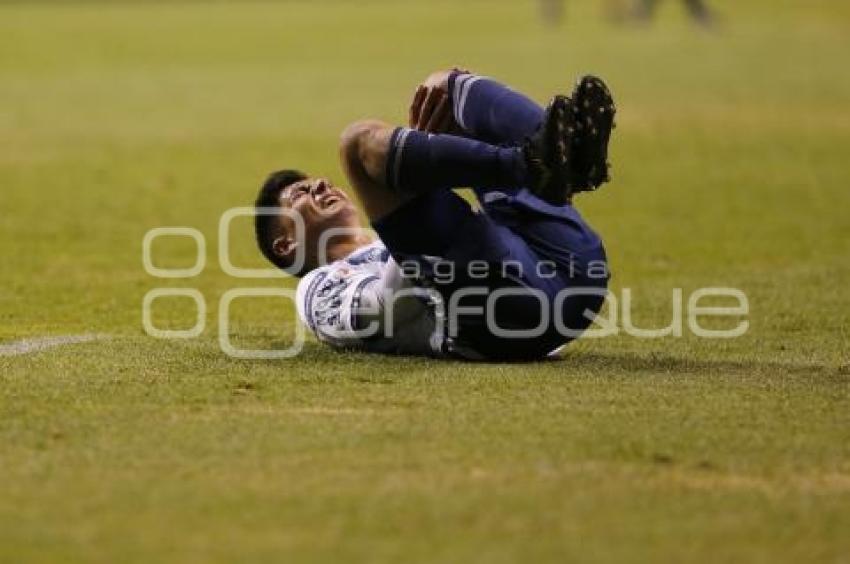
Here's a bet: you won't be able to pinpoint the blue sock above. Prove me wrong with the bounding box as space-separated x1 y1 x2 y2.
385 128 528 195
449 72 545 146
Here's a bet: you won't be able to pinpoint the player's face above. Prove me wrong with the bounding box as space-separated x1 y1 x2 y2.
279 177 355 223
278 177 361 258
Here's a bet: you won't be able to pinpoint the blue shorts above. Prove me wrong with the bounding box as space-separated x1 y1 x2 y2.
372 187 609 360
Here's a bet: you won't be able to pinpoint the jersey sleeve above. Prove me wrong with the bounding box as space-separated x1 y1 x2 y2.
295 263 384 348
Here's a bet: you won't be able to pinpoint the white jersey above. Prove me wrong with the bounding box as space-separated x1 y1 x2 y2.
295 241 446 357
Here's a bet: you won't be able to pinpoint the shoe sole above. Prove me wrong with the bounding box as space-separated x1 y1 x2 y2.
570 75 616 191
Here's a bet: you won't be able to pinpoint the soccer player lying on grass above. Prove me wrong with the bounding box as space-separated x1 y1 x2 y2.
254 69 616 361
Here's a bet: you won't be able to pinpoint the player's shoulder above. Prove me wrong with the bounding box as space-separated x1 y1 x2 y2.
294 240 389 328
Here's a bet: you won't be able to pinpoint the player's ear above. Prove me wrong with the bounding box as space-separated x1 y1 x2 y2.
272 235 298 259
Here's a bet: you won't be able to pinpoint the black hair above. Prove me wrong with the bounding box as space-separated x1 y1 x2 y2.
254 169 308 276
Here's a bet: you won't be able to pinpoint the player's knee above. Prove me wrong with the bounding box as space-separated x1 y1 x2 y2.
339 120 392 184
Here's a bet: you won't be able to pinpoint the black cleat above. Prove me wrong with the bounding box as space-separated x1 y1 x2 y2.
523 95 577 206
569 75 616 193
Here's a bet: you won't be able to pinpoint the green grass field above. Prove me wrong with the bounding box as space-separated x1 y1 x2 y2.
1 1 849 562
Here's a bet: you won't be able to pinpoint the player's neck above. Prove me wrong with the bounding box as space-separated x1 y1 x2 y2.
325 232 375 262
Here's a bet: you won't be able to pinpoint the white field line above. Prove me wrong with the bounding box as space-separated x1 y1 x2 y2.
0 334 106 357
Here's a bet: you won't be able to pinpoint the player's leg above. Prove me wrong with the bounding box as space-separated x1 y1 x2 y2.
682 0 714 25
539 0 565 25
339 120 408 221
451 72 616 195
340 119 528 220
633 0 658 21
340 108 575 216
449 72 545 145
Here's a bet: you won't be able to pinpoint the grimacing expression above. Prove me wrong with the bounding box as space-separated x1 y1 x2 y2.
275 177 360 263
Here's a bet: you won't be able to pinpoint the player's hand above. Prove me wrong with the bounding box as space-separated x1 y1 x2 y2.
409 85 452 133
409 69 466 134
